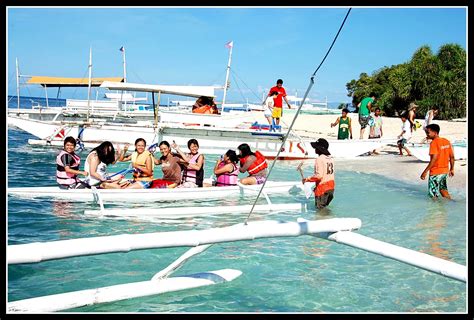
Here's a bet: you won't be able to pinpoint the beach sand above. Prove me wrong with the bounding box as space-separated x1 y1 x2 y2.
275 112 467 190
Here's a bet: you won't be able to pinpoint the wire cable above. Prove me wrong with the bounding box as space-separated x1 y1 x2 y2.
244 8 352 224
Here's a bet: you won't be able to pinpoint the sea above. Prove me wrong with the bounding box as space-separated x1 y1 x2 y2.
7 96 467 313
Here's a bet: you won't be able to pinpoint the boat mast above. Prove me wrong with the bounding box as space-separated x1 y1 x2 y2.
222 41 233 107
86 47 92 122
15 58 20 112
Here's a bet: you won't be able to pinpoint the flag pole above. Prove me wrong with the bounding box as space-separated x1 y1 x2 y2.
16 58 20 112
86 47 92 123
222 41 233 108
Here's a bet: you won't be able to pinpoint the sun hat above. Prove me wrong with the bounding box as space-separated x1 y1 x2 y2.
310 138 330 155
408 102 418 111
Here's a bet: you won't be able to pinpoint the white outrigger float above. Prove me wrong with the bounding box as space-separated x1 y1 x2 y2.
7 217 467 312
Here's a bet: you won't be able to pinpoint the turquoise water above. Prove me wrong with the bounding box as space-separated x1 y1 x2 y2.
7 127 467 313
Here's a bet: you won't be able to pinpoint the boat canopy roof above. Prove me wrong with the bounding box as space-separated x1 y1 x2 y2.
100 81 216 98
27 76 124 87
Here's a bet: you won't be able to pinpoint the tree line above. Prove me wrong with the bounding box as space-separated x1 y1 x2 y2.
344 43 466 120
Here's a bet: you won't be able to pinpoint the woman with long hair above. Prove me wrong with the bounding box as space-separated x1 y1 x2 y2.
237 143 268 185
82 141 123 189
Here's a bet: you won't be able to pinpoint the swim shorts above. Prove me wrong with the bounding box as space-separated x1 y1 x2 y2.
131 180 152 188
397 138 407 147
315 190 334 209
272 107 282 119
254 175 267 185
428 174 448 198
359 115 370 129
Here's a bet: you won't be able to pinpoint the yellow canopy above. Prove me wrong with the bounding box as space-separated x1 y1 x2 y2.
27 76 124 87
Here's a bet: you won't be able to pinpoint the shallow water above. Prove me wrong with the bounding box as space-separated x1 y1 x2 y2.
7 125 467 313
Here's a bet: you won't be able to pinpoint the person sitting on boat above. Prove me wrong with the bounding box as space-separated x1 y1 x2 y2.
82 141 124 189
152 141 183 188
302 138 335 210
171 139 205 188
119 138 154 189
192 96 219 114
214 149 240 187
56 136 88 189
237 143 268 185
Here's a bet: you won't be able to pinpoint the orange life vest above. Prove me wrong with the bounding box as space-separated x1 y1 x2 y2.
240 150 268 175
192 105 213 114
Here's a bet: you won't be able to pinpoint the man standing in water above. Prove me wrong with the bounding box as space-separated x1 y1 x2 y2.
267 79 292 125
420 124 455 200
357 93 376 139
302 138 335 209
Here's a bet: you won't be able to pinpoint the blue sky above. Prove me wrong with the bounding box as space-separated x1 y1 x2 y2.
7 7 467 104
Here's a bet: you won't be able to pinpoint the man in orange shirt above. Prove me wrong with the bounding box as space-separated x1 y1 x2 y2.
302 138 335 209
420 124 455 199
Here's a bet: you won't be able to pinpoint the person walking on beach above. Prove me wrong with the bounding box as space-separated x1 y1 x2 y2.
268 79 292 125
56 136 88 189
330 108 352 140
407 102 420 132
423 106 439 131
369 107 383 139
420 124 455 200
397 114 412 156
357 93 376 139
301 138 335 209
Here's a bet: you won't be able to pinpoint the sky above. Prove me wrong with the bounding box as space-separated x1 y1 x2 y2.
7 6 467 104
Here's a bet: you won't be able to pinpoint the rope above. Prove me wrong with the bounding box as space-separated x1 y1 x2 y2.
243 8 352 225
230 69 262 102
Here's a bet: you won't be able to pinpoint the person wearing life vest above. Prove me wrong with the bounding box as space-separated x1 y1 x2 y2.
237 143 268 185
56 136 88 189
214 149 239 187
153 141 183 188
171 139 205 188
83 141 124 189
120 138 154 189
302 138 335 210
192 96 219 115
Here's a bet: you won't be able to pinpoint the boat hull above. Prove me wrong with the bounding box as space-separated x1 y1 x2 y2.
9 116 396 159
8 181 304 202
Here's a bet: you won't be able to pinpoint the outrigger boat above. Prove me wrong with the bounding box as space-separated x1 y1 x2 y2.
8 180 305 202
406 141 467 162
7 217 466 312
8 112 396 160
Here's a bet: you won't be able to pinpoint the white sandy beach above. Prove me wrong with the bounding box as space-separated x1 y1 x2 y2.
277 112 467 190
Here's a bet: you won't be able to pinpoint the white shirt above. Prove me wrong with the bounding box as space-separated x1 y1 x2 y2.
83 151 108 186
263 96 275 116
401 120 412 140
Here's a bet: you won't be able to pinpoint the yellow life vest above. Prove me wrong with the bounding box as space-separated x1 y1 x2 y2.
131 150 154 181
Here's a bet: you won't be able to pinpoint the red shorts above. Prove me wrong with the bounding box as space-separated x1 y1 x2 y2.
150 179 175 188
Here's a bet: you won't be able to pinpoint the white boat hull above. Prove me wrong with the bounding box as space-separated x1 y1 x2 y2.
8 181 304 202
9 116 396 159
407 144 467 162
